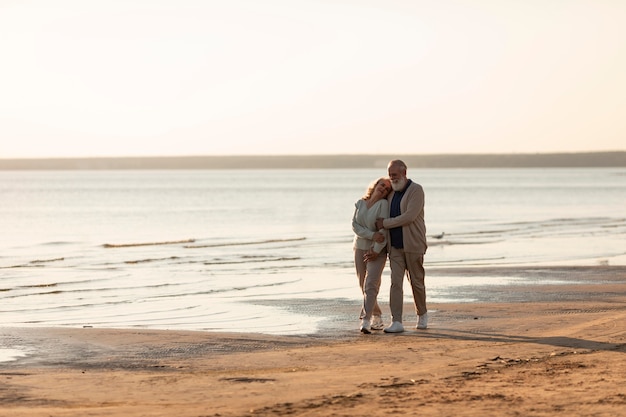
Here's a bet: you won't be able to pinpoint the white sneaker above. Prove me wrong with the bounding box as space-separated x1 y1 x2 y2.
360 319 371 334
383 321 404 333
371 316 384 330
417 313 428 329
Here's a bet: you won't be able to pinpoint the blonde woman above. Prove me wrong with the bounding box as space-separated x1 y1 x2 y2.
352 177 391 333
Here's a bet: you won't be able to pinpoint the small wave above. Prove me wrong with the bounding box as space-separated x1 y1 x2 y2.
103 239 196 248
125 256 180 264
2 264 43 269
23 283 59 288
42 241 76 246
184 237 306 249
505 217 617 228
40 290 63 295
430 239 502 246
204 256 300 266
1 257 65 269
458 229 518 236
30 257 65 264
428 256 507 265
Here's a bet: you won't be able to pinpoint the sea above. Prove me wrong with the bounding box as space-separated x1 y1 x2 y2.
1 168 625 337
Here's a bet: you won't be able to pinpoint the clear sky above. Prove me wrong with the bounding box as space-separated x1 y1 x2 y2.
1 0 624 158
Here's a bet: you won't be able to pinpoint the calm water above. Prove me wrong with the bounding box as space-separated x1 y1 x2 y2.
1 168 625 335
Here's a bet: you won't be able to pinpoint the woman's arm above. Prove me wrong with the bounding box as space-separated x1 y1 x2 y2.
351 200 376 240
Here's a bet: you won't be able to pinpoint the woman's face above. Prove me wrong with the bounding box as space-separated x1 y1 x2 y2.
376 179 392 197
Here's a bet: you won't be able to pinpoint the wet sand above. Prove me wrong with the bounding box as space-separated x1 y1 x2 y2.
1 266 626 416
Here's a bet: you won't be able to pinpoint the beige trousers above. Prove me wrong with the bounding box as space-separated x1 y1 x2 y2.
388 247 426 323
354 248 386 320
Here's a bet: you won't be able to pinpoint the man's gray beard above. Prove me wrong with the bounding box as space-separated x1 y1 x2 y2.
391 178 407 192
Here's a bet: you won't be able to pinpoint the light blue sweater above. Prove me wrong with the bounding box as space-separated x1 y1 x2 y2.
352 198 389 253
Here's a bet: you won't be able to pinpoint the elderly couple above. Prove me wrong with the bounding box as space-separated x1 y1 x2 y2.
351 159 428 334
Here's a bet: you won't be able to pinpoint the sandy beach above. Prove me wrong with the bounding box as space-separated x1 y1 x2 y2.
2 266 626 416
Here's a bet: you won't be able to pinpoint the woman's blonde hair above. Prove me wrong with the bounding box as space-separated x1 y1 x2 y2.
363 177 389 200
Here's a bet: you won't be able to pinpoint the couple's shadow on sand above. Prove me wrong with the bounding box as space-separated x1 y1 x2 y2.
398 328 626 354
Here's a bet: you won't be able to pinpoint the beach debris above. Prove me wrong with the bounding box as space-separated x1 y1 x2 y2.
489 356 537 365
220 377 276 383
374 376 429 388
550 350 579 357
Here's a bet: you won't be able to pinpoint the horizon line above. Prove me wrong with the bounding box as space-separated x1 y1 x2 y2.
2 150 625 161
1 151 625 170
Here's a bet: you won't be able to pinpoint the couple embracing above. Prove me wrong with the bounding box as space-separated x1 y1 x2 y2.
351 159 428 334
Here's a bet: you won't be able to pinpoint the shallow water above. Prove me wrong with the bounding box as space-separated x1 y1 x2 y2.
1 168 624 335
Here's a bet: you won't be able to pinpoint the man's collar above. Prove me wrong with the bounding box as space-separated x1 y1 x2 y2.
400 179 412 192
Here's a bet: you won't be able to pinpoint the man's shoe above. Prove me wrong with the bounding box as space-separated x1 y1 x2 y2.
371 316 384 330
383 321 404 333
417 313 428 329
360 319 371 334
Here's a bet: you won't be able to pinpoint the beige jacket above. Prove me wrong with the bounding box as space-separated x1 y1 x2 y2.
382 181 427 254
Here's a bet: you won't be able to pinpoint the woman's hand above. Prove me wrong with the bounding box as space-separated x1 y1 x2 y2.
373 232 385 243
364 249 379 263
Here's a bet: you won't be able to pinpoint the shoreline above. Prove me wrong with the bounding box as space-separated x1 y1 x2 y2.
1 265 626 416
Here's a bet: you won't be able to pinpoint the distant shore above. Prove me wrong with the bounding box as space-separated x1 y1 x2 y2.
0 151 625 170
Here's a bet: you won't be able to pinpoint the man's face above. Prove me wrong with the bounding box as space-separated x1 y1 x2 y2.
388 165 407 192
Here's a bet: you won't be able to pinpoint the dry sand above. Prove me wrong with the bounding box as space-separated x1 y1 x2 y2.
1 266 626 417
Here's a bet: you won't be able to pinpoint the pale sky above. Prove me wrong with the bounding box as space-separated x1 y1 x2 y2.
1 0 624 158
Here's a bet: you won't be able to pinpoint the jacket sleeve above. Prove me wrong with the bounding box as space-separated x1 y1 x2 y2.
372 200 389 253
351 201 375 240
382 184 424 229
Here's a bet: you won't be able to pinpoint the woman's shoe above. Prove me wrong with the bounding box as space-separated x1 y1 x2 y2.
360 319 371 334
371 316 384 330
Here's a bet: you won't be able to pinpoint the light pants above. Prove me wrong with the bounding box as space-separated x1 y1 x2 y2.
354 248 386 320
389 247 426 323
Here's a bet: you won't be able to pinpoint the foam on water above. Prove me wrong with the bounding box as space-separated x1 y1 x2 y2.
0 348 28 363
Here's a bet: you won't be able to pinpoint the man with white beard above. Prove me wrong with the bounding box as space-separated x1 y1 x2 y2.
375 159 428 333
